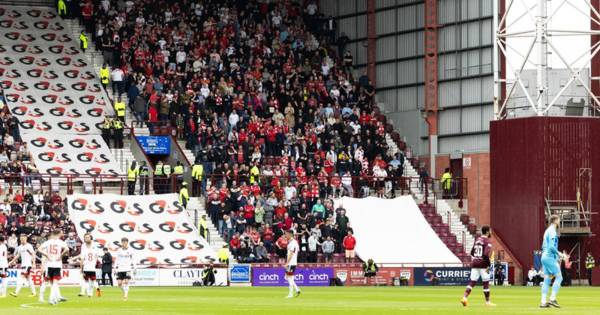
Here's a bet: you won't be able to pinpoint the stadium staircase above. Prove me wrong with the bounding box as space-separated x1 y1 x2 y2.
383 133 475 262
187 197 234 261
177 140 197 165
64 20 150 172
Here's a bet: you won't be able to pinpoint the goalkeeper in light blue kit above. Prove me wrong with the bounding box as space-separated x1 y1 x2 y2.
540 215 565 308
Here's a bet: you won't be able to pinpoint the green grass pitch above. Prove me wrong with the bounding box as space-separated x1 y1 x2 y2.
1 286 599 314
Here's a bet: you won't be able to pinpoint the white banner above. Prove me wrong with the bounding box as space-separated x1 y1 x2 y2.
22 133 120 176
67 194 217 265
0 7 112 135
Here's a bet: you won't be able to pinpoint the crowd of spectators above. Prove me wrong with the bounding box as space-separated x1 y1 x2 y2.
0 190 81 262
79 0 410 262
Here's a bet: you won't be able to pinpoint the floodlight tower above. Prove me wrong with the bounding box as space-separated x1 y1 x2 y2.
493 0 600 119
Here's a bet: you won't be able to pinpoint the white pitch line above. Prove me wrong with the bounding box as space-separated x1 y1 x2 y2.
20 302 45 309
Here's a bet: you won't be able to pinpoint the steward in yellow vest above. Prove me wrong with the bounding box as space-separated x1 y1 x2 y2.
79 31 88 53
114 97 126 121
127 161 139 195
179 182 189 208
191 163 204 196
99 64 110 89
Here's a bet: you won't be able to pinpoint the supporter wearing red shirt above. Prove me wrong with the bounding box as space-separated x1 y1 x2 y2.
261 224 275 249
230 234 241 256
243 203 255 225
343 230 357 263
275 234 289 262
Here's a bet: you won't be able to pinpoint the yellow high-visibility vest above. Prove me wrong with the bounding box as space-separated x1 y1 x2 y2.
100 67 109 85
113 120 123 129
127 166 139 182
192 164 204 181
174 165 184 175
79 33 88 49
217 248 230 263
58 0 66 14
154 164 163 176
250 166 259 184
198 217 208 238
179 187 189 204
114 101 126 118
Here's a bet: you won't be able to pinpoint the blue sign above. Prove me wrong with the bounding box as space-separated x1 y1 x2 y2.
137 136 170 155
414 267 471 286
229 264 251 283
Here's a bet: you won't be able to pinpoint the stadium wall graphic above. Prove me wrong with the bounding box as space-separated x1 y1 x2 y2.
67 193 217 265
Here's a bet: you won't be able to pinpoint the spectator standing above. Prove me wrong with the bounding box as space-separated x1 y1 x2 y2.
322 236 335 263
343 230 356 263
110 67 124 96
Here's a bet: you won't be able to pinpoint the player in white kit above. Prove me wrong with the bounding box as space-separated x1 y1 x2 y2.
115 237 135 301
78 233 102 297
9 234 36 297
0 236 9 297
285 229 300 298
38 229 69 305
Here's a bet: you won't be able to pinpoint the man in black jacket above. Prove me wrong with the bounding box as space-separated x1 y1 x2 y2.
101 248 113 286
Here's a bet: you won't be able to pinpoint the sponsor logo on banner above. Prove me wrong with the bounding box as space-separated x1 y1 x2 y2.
229 264 251 283
67 194 217 265
158 268 228 286
333 267 413 286
252 267 333 286
128 269 160 286
4 269 81 286
413 267 471 286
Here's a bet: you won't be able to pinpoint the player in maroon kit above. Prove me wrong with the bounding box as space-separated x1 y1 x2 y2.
461 225 496 307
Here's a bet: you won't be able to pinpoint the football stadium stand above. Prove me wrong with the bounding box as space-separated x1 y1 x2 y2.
0 1 477 268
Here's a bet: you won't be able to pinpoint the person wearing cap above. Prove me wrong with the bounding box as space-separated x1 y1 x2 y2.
179 182 189 209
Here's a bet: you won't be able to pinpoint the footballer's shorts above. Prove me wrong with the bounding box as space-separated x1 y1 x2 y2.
541 255 561 277
47 267 62 281
21 266 32 277
83 271 97 281
286 265 296 276
116 271 131 280
0 267 7 278
470 268 491 282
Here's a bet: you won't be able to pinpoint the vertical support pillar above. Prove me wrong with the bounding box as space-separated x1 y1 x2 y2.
424 0 438 176
367 0 377 85
592 0 600 114
535 0 548 115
